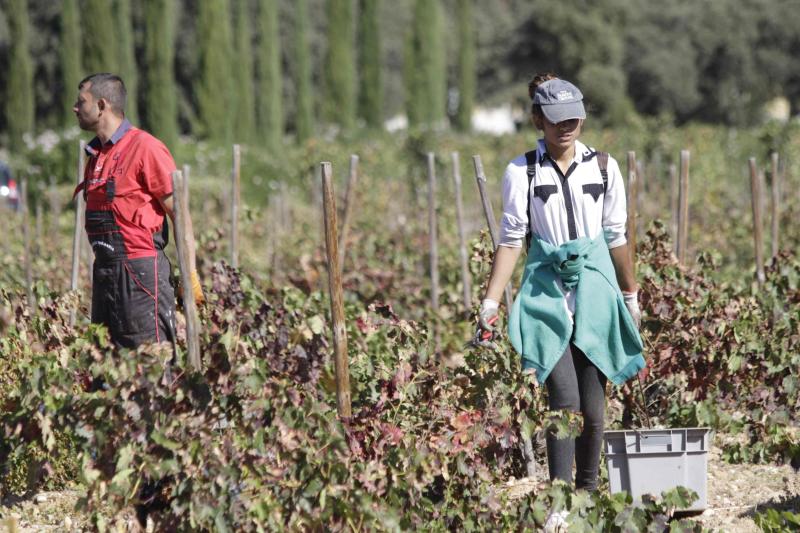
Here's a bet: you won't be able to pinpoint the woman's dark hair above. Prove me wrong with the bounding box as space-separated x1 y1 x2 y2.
528 72 558 117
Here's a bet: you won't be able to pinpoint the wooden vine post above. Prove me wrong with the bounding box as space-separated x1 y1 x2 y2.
427 153 440 313
321 162 352 418
748 158 766 286
668 163 678 253
35 198 43 255
20 176 34 310
770 152 780 258
473 154 535 477
70 141 87 327
230 144 241 268
626 151 638 269
472 155 513 312
676 150 691 265
338 154 359 271
451 151 472 312
172 169 202 370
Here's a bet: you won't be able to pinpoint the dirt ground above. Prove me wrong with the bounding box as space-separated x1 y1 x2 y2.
2 444 798 532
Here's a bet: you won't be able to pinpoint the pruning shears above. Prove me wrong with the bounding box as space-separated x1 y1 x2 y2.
464 315 499 350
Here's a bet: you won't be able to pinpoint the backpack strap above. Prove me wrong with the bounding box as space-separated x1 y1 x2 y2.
597 151 609 193
524 150 537 250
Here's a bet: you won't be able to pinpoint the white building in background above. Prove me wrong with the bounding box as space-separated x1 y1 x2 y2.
471 104 521 135
763 96 790 122
383 104 525 135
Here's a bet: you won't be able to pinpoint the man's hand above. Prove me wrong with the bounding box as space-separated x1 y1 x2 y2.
190 270 205 305
622 291 641 328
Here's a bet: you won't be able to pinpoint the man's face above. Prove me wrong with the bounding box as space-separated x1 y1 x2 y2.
73 85 100 132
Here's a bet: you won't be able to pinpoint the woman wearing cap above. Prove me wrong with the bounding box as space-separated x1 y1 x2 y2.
476 73 644 496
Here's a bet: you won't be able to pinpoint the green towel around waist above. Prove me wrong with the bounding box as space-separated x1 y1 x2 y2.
508 235 645 385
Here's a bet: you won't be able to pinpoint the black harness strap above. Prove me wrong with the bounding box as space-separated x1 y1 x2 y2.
524 150 537 250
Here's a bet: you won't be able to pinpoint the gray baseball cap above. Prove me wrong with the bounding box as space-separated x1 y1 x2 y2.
533 79 586 123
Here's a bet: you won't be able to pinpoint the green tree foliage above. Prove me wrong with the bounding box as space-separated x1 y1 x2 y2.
142 0 178 148
114 0 138 123
508 0 633 125
81 0 117 74
7 1 800 133
196 0 234 143
292 0 313 142
357 0 383 129
256 0 283 149
624 0 800 125
325 0 356 131
407 0 446 128
5 0 35 149
403 28 420 127
232 0 255 143
60 0 82 126
454 0 475 131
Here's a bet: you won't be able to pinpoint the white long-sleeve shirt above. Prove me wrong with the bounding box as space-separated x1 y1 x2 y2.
499 139 627 249
498 139 628 316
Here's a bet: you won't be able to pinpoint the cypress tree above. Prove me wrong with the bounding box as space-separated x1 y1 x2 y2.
61 0 83 127
197 0 235 143
293 0 313 142
114 0 138 123
357 0 382 129
256 0 283 149
325 0 356 131
232 0 256 144
403 27 420 127
6 0 34 150
143 0 178 148
429 0 446 125
82 0 118 73
454 0 475 131
407 0 445 127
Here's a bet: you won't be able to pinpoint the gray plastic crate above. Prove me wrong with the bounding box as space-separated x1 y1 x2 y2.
603 428 712 511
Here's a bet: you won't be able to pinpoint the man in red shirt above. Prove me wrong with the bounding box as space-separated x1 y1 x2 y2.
73 73 203 348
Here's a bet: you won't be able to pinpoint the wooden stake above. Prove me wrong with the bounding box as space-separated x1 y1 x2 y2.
452 151 472 312
427 153 440 313
669 163 678 252
48 174 60 231
20 176 34 310
338 154 359 271
320 162 352 418
636 158 646 208
35 199 43 255
230 144 241 268
182 164 191 199
676 150 690 265
172 170 202 370
626 151 638 269
472 155 513 312
70 142 86 327
770 152 780 258
748 158 765 285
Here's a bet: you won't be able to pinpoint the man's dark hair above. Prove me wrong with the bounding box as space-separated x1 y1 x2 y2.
78 73 127 116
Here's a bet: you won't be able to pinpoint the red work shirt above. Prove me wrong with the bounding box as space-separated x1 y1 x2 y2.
81 120 176 259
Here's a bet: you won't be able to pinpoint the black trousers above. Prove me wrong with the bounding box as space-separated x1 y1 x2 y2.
545 343 607 491
91 252 176 349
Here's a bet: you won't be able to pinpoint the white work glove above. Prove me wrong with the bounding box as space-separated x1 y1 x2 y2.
622 291 641 328
472 298 500 349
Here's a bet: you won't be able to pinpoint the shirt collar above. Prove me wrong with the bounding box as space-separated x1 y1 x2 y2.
537 139 591 165
85 118 133 156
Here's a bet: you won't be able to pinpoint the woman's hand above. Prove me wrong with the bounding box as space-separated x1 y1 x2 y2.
622 291 641 328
